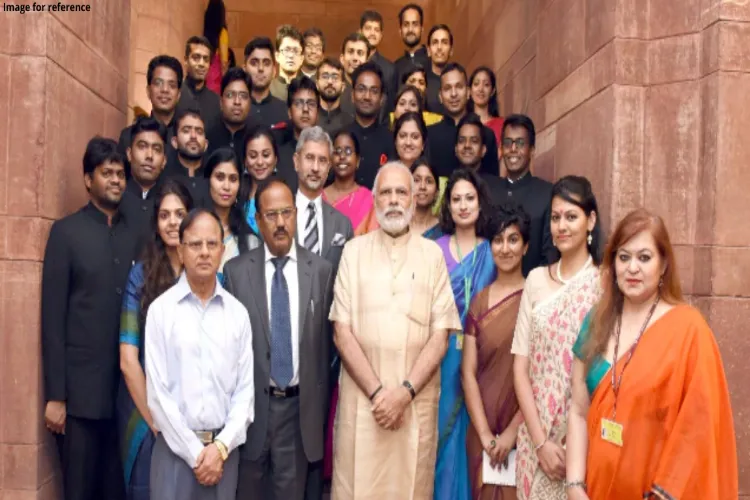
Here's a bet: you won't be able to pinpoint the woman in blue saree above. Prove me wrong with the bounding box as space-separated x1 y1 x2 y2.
117 179 194 499
434 169 497 499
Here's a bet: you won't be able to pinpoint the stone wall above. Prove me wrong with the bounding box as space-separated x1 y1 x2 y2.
427 0 750 495
226 0 430 69
0 1 132 497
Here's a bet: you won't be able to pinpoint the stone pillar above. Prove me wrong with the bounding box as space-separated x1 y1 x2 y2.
428 0 750 495
0 2 131 497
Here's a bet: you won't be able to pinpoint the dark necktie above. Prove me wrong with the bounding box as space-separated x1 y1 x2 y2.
304 201 320 254
270 256 293 388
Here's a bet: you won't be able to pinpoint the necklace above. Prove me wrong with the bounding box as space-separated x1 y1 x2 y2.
610 296 660 418
556 255 592 284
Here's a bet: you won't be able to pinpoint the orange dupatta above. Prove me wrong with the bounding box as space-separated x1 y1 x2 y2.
585 305 738 499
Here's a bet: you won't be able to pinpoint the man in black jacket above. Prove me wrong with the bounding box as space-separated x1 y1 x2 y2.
42 137 137 500
393 4 431 90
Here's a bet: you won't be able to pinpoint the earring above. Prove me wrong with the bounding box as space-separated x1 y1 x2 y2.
587 232 593 246
659 276 664 289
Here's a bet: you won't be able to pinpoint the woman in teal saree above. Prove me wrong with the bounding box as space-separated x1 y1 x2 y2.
434 170 497 499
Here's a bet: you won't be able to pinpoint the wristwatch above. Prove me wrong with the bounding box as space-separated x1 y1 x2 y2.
214 439 229 461
402 380 416 400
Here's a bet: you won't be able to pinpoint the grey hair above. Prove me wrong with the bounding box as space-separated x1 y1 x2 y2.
372 161 416 198
295 125 333 154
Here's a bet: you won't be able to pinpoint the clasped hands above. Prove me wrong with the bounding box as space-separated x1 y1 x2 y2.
193 443 225 486
371 385 412 431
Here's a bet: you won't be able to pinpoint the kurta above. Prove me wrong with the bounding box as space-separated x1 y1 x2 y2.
329 229 462 500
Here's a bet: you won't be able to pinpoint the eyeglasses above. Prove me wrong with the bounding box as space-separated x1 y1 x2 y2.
183 239 221 252
292 99 317 110
224 90 250 101
305 43 323 53
502 138 527 149
279 47 302 57
319 73 341 82
261 207 296 222
334 146 354 157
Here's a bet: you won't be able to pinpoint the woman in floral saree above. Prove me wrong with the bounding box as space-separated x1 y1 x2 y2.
511 176 603 499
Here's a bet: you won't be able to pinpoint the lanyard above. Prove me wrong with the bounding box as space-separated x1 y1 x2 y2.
611 296 660 419
454 235 478 324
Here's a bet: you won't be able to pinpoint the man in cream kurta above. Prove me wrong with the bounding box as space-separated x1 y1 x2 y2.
328 162 461 500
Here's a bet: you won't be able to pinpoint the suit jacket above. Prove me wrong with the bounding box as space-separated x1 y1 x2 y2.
223 245 334 462
297 201 354 274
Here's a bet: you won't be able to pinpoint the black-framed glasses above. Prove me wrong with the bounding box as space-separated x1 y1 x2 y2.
333 146 354 157
292 99 317 110
502 138 527 149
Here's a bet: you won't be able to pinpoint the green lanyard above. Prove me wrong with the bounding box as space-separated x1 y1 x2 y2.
454 235 478 324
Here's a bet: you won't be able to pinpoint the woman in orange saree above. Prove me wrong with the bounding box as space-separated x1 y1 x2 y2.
566 208 738 500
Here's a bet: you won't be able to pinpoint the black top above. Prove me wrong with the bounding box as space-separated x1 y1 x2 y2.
119 179 158 255
371 51 396 108
425 68 446 115
41 202 139 419
251 93 289 127
318 105 353 139
348 120 396 189
117 113 175 173
162 154 209 208
340 83 355 117
176 76 222 133
394 45 430 88
495 174 554 276
427 118 500 178
276 138 299 193
206 121 248 161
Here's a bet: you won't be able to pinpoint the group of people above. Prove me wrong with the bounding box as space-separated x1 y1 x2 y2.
40 2 739 500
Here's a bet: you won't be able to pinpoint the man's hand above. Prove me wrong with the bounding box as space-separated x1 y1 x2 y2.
372 386 411 430
193 444 224 486
45 401 66 434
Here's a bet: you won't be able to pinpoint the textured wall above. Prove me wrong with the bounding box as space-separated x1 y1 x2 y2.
0 1 131 497
427 0 750 495
226 0 430 69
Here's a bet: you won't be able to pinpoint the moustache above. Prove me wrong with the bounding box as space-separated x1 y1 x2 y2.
274 229 289 238
386 207 405 216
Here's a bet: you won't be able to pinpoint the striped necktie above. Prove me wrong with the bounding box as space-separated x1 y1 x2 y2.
304 201 320 254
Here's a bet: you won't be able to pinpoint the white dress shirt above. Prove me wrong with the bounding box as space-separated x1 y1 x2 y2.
295 190 324 254
264 243 300 387
145 273 255 468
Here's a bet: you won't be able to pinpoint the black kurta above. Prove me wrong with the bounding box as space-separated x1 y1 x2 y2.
348 120 396 189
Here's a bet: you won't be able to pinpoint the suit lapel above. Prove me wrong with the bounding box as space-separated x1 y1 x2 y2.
321 203 336 260
248 250 271 343
297 245 313 345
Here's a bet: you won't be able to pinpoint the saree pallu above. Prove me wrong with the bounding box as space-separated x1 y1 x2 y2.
516 267 600 500
435 240 497 500
465 288 523 500
582 305 738 500
324 186 379 237
423 225 443 241
116 263 154 500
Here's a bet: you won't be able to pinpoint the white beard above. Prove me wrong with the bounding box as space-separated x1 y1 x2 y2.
376 204 414 235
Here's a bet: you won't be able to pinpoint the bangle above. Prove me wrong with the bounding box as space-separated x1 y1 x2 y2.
564 480 586 491
369 384 383 401
402 380 416 400
534 438 547 451
213 439 229 461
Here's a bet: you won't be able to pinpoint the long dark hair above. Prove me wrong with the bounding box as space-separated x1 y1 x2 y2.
548 175 603 265
240 124 279 203
467 66 500 118
439 168 493 238
203 0 227 55
203 148 253 249
141 179 195 317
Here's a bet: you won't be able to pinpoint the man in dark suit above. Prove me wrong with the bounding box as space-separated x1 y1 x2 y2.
41 137 136 500
227 179 334 500
291 126 354 500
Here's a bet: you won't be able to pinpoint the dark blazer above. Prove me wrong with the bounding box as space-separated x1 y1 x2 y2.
313 201 354 274
223 245 334 463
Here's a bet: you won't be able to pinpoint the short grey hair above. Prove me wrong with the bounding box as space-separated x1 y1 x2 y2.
295 126 332 154
372 161 416 197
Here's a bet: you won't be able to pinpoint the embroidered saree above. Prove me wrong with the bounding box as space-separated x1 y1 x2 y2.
434 237 497 500
465 287 523 500
572 305 738 500
511 266 601 500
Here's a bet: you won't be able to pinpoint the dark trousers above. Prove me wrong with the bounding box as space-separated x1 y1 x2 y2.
55 415 125 500
237 395 308 500
304 460 324 500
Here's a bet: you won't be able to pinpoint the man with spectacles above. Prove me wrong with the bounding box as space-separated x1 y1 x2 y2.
301 27 325 81
225 179 335 500
207 68 252 161
271 25 305 102
316 58 353 138
146 208 254 499
347 61 396 189
496 114 553 275
244 37 288 127
275 77 321 192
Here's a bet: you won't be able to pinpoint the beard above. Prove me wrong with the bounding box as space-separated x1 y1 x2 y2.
403 33 421 49
375 204 414 235
177 144 204 162
320 88 341 104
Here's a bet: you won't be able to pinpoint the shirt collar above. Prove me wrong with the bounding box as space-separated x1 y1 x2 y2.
295 189 323 212
83 201 122 225
263 242 298 263
175 271 225 304
252 92 273 105
184 75 205 94
404 45 427 58
506 170 531 185
378 227 412 247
